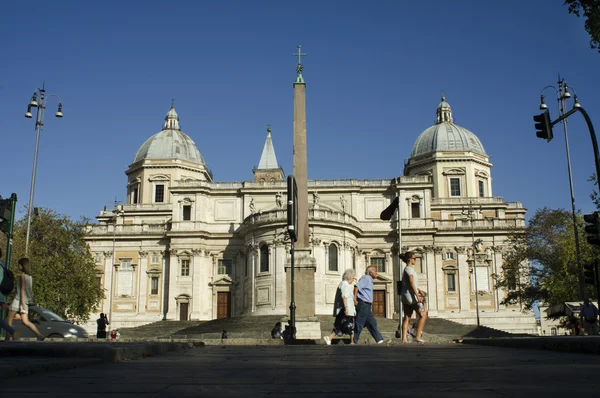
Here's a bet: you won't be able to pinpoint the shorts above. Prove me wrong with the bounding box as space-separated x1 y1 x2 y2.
9 299 28 314
402 300 424 318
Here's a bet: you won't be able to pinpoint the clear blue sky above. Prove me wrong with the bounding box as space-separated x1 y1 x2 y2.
1 0 599 222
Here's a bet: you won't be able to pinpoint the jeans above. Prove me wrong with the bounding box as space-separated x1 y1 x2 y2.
353 300 383 343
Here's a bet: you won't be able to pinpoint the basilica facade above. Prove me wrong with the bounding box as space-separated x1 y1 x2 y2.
84 95 536 334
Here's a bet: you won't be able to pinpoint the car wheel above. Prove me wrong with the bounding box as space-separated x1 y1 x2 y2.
48 333 63 338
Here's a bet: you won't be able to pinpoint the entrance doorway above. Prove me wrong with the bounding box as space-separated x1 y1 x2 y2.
217 292 231 319
179 302 189 321
373 290 386 317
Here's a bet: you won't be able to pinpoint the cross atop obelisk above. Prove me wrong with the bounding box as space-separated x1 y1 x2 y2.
293 45 307 84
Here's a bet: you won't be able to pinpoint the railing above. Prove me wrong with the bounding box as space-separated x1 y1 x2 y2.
430 197 504 206
397 176 431 184
243 208 360 228
86 224 167 235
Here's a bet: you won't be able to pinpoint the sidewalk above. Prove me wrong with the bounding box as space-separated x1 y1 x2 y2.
461 336 600 355
0 340 199 380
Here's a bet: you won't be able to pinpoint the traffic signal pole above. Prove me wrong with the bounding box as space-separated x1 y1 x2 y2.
4 194 17 267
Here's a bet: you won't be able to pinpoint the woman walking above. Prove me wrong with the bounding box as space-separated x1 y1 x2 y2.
323 269 357 345
400 251 427 343
7 258 44 341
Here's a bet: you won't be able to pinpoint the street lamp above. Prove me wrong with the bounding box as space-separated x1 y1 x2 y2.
463 201 481 327
539 77 584 300
108 201 123 329
24 83 63 255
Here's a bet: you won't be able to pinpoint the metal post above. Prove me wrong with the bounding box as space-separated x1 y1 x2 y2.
558 78 585 301
396 191 404 332
470 213 481 327
25 89 45 256
108 205 120 329
0 193 17 338
289 243 296 339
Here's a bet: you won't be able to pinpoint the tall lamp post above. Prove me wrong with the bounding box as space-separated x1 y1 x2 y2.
108 201 123 328
24 84 63 255
539 77 584 300
463 201 481 327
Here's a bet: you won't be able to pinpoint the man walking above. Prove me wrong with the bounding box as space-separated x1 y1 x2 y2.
353 265 385 344
580 298 599 336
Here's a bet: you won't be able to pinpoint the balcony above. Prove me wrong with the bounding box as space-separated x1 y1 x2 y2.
430 197 504 206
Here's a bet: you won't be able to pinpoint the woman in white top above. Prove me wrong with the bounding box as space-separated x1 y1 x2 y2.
323 269 357 345
400 251 427 344
7 258 45 341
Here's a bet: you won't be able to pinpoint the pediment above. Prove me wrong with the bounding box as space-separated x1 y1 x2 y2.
209 275 237 286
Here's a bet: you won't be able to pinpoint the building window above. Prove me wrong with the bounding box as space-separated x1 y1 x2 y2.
551 327 557 336
328 243 338 272
150 277 159 295
218 259 232 275
151 254 160 265
260 245 269 273
181 259 190 276
371 256 385 273
117 258 134 297
155 184 165 203
183 205 191 221
411 202 420 218
131 184 139 204
447 273 456 292
443 252 456 260
478 180 485 198
450 178 461 196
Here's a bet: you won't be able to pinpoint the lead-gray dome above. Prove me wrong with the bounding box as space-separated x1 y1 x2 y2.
411 95 486 157
133 107 205 164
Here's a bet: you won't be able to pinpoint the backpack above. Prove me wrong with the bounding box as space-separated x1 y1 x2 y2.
0 264 15 296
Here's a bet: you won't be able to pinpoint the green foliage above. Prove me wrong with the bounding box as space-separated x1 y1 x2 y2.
0 208 103 323
589 173 600 208
565 0 600 53
495 207 597 310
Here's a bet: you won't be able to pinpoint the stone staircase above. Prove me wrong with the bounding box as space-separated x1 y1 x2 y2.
117 315 517 343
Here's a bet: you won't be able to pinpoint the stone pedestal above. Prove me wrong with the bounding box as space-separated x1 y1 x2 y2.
285 248 316 318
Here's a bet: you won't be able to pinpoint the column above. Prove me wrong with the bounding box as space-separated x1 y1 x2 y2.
455 246 470 312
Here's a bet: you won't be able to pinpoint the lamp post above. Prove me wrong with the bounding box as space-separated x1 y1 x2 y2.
539 77 584 300
463 201 481 327
24 84 63 255
108 201 123 329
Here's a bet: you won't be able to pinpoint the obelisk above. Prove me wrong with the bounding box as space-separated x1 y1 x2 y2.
286 45 317 327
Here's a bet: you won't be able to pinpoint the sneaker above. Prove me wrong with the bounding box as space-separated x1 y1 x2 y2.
323 336 331 345
377 339 390 344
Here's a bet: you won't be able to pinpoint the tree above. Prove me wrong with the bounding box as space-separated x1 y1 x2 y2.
495 207 597 310
565 0 600 53
0 207 103 323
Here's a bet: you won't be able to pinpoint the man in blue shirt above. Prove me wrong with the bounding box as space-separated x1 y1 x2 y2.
353 265 385 344
0 248 16 340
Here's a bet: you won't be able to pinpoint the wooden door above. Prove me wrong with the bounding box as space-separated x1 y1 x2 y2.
217 292 231 319
373 290 386 317
179 303 189 321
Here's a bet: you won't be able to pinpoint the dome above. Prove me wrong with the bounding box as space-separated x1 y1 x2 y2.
411 95 486 157
133 106 205 165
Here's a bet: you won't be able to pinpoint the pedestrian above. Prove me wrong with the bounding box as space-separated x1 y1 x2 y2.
353 265 386 344
6 258 45 341
323 269 357 345
580 298 599 336
0 249 17 341
399 251 427 344
96 313 110 339
271 322 283 339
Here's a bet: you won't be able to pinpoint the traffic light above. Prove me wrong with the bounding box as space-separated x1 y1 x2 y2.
534 110 553 142
0 196 13 234
583 261 597 286
584 212 600 246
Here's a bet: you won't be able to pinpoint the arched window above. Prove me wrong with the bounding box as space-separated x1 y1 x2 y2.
260 244 269 273
328 243 338 272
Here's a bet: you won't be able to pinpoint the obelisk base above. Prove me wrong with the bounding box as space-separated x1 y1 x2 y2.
284 248 320 339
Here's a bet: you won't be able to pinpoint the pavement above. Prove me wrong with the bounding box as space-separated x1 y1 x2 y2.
0 344 598 397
